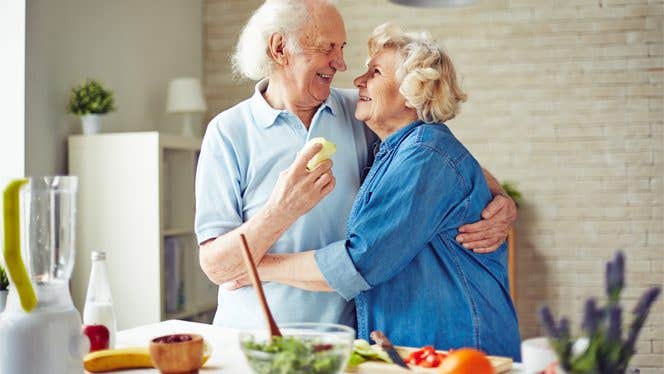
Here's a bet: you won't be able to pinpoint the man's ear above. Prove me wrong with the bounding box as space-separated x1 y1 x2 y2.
268 33 288 66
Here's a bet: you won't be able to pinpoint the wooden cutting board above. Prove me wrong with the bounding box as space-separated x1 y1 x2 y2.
347 346 513 373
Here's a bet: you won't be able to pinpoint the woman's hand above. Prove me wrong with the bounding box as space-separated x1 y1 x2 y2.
455 194 517 253
220 253 334 292
264 142 336 225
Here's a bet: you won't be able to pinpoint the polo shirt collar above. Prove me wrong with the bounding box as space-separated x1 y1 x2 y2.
249 79 282 128
322 91 338 117
249 79 338 128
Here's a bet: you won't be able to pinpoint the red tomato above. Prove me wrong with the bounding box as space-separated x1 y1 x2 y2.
408 346 434 365
420 352 441 368
407 351 422 364
406 346 448 368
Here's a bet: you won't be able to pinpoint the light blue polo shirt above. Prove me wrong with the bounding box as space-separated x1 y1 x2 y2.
195 79 371 329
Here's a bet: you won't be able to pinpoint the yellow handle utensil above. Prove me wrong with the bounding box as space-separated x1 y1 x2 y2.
3 178 37 312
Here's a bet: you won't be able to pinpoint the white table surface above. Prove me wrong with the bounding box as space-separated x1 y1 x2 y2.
116 320 526 373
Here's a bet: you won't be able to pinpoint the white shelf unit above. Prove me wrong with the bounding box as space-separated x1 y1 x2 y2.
69 132 217 330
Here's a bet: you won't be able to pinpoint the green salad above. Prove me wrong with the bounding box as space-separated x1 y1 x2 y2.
347 339 392 367
242 336 347 374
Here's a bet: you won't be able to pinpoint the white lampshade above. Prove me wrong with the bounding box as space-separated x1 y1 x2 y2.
389 0 477 6
166 78 207 113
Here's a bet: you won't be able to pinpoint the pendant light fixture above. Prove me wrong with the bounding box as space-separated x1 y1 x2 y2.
388 0 478 7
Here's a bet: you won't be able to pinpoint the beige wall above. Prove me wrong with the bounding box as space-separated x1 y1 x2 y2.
26 0 204 176
205 0 663 370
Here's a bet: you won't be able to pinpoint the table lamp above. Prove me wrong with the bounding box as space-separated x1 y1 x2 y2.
166 78 207 137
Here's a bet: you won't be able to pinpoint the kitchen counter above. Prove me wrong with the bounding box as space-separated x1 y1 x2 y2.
115 320 526 373
115 320 247 373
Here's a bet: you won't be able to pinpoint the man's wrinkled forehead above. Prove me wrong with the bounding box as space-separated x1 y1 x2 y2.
297 5 346 49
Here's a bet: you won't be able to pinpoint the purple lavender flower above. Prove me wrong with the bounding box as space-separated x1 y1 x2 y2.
632 286 660 316
606 261 615 297
606 251 626 303
626 286 661 351
607 305 622 342
538 251 660 373
582 298 599 334
614 251 625 290
539 306 559 338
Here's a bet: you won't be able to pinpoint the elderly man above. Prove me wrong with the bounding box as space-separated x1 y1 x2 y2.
195 0 516 329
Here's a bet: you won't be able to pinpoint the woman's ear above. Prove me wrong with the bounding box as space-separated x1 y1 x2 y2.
268 33 288 66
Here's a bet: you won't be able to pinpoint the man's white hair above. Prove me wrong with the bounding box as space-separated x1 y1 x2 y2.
231 0 337 81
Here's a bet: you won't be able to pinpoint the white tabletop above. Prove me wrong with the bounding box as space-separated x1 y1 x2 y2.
116 320 246 373
116 320 526 373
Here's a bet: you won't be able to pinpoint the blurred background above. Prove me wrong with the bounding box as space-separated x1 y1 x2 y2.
1 0 662 371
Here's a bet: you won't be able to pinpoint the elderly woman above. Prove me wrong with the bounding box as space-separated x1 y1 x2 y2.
230 23 521 359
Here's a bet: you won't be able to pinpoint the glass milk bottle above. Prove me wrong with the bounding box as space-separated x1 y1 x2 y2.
83 251 117 349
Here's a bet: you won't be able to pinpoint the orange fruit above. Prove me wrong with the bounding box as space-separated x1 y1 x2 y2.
437 348 495 374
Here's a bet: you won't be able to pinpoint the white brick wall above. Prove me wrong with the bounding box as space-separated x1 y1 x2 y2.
205 0 663 370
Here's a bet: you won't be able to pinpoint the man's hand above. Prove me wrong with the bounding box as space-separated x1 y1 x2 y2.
265 142 336 224
199 144 335 286
221 272 251 291
456 195 517 253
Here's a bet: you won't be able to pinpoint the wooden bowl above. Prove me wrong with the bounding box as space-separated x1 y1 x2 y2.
149 333 204 374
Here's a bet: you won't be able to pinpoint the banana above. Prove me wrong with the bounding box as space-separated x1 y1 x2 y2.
84 345 212 372
84 347 153 372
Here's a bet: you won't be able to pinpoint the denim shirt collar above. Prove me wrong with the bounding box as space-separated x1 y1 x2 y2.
250 79 337 128
376 120 426 156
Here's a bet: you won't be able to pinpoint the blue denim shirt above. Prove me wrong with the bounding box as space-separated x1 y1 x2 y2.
316 120 521 360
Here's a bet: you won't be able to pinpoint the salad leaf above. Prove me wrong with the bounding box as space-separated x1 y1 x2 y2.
242 336 345 374
346 339 392 368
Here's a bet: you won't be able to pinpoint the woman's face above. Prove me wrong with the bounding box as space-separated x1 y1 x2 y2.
353 48 416 139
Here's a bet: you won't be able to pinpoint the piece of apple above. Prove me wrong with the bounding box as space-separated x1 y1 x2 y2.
305 137 336 171
83 324 110 352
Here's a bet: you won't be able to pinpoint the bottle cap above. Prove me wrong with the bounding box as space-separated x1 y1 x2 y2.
91 251 106 261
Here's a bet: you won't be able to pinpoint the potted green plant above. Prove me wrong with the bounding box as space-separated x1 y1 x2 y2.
68 79 116 134
539 251 661 373
501 180 523 208
0 264 8 312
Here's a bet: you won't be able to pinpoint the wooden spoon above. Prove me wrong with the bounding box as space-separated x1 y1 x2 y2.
239 234 282 339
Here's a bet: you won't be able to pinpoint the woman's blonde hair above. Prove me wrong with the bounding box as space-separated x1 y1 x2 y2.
367 23 467 123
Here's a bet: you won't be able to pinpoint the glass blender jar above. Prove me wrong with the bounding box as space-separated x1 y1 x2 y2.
0 176 89 373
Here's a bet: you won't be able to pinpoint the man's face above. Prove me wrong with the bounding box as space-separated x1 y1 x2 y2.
283 5 347 108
